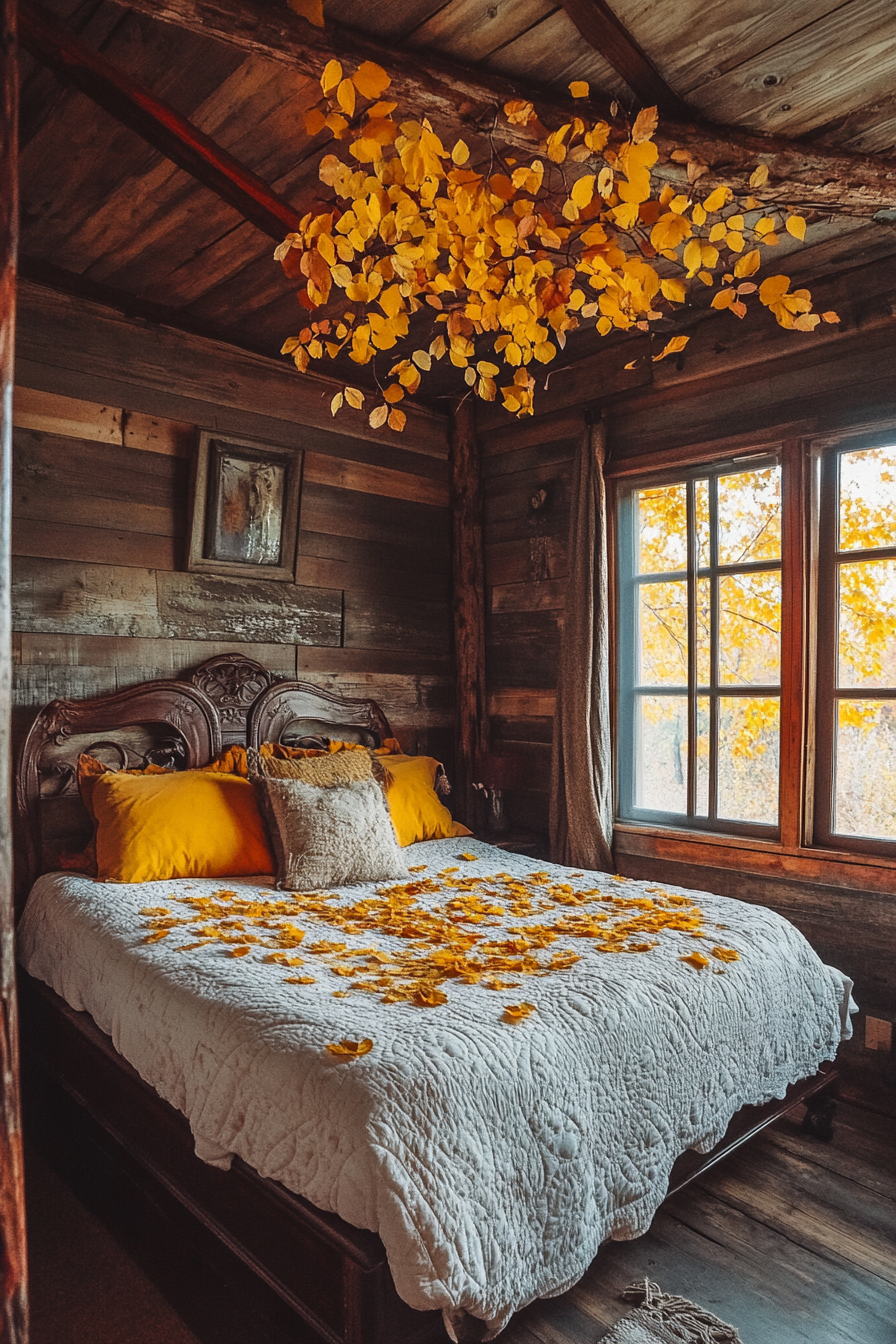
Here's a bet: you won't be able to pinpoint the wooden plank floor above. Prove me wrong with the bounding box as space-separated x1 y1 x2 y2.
26 1101 896 1344
503 1101 896 1344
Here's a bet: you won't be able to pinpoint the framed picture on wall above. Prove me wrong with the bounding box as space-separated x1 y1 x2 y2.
188 433 303 581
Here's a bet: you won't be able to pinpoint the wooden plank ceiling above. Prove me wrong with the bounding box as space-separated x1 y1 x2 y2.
16 0 896 401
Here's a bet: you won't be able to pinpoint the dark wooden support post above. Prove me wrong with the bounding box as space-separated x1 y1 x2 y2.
0 0 28 1339
19 1 304 241
558 0 691 117
450 398 487 828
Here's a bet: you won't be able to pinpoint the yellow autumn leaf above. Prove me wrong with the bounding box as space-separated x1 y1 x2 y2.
304 107 327 136
750 163 769 189
326 1038 373 1058
342 387 363 410
336 78 356 118
288 0 324 25
330 391 343 416
284 976 316 984
452 139 470 166
786 214 807 241
631 105 658 144
571 173 595 210
503 1002 536 1022
412 349 432 371
383 383 404 403
759 274 790 305
821 311 841 323
459 853 478 861
504 98 536 125
650 212 692 251
597 166 614 198
653 335 689 362
733 248 760 278
321 59 342 97
680 952 709 969
712 946 740 962
227 946 251 958
352 60 391 100
569 80 590 98
702 185 731 213
412 985 447 1006
388 407 407 432
369 404 388 429
660 277 687 303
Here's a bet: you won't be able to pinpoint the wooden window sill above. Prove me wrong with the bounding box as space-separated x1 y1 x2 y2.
613 821 896 895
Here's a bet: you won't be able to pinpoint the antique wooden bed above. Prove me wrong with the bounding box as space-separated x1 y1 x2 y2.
14 653 839 1344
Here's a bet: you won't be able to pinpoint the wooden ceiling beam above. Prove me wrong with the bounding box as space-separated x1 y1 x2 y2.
18 1 305 240
106 0 896 217
557 0 691 118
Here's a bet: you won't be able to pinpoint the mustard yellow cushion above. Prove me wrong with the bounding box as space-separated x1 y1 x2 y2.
92 770 274 883
381 755 472 847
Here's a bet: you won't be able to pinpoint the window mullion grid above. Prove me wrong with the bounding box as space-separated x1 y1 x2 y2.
708 474 719 821
686 479 697 817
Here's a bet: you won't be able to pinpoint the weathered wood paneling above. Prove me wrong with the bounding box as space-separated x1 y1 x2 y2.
11 294 455 785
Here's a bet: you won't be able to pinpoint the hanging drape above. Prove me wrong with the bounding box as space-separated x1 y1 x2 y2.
549 416 614 871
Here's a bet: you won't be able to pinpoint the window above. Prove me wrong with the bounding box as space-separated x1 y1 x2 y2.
816 440 896 854
615 427 896 859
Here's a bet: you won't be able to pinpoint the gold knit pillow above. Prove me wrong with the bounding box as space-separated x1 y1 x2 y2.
247 746 373 787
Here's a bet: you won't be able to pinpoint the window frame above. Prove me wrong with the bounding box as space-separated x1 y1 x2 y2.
610 422 896 877
616 450 788 840
813 427 896 858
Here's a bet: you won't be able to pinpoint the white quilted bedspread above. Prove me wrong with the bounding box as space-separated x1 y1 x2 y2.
17 839 853 1338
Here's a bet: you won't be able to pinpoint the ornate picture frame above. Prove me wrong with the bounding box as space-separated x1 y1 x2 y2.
188 432 303 582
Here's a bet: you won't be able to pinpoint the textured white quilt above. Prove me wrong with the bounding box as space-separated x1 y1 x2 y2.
17 839 853 1338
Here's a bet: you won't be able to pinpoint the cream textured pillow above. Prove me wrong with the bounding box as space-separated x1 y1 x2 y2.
254 776 409 891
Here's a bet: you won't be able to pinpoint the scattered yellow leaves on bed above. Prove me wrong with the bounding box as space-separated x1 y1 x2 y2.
503 1002 536 1023
326 1038 373 1058
680 952 710 970
137 869 732 1012
711 946 740 962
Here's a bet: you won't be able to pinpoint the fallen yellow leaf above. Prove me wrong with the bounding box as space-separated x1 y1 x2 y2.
326 1038 373 1057
503 1002 536 1023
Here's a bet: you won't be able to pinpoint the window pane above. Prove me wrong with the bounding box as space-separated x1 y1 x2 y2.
637 580 687 685
834 700 896 839
695 478 711 570
636 483 687 574
717 696 779 825
838 558 896 688
635 695 687 813
839 445 896 553
696 576 711 686
719 571 780 686
696 696 710 817
718 465 781 565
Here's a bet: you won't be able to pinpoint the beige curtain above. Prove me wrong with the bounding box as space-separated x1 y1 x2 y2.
549 416 614 870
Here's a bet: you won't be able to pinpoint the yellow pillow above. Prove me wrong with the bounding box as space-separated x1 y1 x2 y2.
92 770 274 883
381 755 472 847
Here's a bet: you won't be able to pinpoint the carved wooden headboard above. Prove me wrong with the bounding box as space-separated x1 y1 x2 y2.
14 653 395 907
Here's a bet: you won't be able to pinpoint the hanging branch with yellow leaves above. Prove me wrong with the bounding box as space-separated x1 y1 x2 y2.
275 60 838 432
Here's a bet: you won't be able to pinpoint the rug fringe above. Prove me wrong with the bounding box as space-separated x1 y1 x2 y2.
620 1279 743 1343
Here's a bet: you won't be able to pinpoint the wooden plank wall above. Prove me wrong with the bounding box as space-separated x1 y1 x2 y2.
11 282 454 772
478 269 896 1102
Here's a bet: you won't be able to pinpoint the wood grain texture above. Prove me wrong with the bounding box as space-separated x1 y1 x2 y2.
451 398 487 824
108 0 896 214
0 0 27 1335
15 281 449 452
155 571 342 645
18 1 305 241
557 0 691 115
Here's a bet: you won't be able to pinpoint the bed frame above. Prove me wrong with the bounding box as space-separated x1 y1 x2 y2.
14 653 839 1344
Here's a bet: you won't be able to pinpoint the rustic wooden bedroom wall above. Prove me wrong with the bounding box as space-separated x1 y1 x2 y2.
478 253 896 1099
11 280 454 769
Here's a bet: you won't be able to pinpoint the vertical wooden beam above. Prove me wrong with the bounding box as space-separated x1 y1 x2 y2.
0 0 27 1339
450 397 487 825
